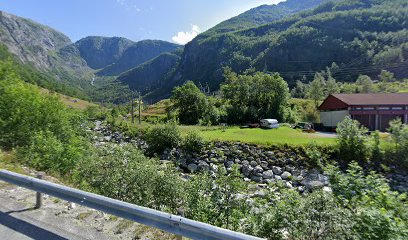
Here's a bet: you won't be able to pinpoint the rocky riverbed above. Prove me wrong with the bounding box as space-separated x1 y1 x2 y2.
90 121 408 193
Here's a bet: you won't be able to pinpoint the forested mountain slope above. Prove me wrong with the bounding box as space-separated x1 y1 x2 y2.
172 0 408 93
97 40 180 76
199 0 333 38
117 51 182 94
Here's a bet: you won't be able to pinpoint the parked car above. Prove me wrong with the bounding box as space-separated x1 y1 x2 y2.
260 119 280 129
294 122 314 130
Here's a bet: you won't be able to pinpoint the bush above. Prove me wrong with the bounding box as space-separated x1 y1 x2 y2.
250 162 408 239
185 166 248 231
325 162 408 239
336 116 370 162
85 106 107 120
251 189 352 240
183 130 207 153
388 119 408 168
73 144 184 212
144 121 182 155
305 142 324 169
17 130 89 174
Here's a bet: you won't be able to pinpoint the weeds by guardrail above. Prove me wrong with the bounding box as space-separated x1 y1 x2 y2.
0 169 264 240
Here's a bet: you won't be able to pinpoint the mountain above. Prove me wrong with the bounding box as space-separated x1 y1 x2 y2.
0 11 71 69
117 50 182 94
74 36 134 69
0 11 93 97
199 0 332 38
139 0 407 102
0 10 180 102
97 40 180 76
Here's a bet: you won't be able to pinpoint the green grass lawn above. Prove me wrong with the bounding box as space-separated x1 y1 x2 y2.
181 126 336 146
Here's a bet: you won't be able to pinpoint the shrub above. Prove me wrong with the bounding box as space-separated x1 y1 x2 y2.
73 144 183 212
17 130 89 174
183 130 206 153
252 189 353 240
325 162 408 239
85 106 107 120
305 142 324 168
144 121 182 155
388 118 408 168
185 166 248 231
336 116 370 162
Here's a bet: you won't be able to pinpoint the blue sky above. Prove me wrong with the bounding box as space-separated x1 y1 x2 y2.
0 0 284 44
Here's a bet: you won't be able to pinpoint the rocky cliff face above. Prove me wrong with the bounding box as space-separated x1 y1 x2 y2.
0 11 71 70
0 11 93 86
74 36 134 70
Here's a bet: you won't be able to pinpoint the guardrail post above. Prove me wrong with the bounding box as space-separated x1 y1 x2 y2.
35 173 43 209
176 208 185 240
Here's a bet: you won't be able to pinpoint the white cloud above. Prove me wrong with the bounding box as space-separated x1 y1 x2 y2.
172 25 201 45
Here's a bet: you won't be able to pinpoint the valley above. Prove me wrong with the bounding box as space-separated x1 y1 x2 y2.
1 0 408 239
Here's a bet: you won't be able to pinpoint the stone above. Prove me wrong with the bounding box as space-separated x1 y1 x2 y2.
210 163 218 172
253 166 264 177
251 175 262 183
272 166 283 175
225 161 234 168
242 165 253 177
262 170 274 179
302 180 324 189
242 160 250 166
187 163 198 173
250 161 258 167
264 179 274 184
274 175 282 181
254 190 267 198
198 161 210 172
323 186 332 193
260 161 269 169
285 182 293 189
281 171 292 180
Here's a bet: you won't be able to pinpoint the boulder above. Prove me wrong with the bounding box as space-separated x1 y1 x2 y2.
251 175 262 183
262 170 274 179
197 161 210 172
242 165 253 177
225 161 234 168
187 163 198 173
281 171 292 180
272 166 283 175
250 160 258 167
301 172 329 190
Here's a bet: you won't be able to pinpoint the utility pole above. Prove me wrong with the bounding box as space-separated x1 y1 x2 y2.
138 91 141 125
131 92 135 124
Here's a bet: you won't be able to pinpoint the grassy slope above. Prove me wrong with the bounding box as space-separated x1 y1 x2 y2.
40 88 97 110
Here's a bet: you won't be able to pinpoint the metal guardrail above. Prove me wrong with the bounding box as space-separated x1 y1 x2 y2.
0 169 264 240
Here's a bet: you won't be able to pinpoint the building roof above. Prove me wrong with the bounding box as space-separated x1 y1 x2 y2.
332 93 408 105
319 93 408 111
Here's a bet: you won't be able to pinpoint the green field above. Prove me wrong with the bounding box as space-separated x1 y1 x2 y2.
181 126 336 146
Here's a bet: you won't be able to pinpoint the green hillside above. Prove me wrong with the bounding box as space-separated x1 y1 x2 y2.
138 0 408 102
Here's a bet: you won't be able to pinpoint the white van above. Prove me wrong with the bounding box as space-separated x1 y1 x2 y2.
260 119 280 129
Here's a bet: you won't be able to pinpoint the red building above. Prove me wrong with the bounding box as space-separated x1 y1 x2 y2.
319 93 408 131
